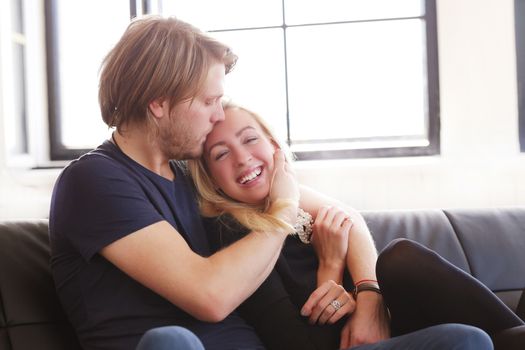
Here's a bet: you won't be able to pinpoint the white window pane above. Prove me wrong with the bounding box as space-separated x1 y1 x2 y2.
286 19 427 142
56 0 129 148
163 0 282 31
285 0 423 25
8 42 28 155
5 0 28 156
210 29 288 142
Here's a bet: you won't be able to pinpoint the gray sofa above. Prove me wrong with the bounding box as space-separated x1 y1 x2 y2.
1 208 524 350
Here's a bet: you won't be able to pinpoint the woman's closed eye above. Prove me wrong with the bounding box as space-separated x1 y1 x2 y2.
243 136 259 144
214 149 229 161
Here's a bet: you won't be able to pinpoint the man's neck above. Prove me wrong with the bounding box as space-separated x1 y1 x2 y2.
112 128 174 181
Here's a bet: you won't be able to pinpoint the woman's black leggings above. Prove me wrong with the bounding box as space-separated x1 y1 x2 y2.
376 238 525 349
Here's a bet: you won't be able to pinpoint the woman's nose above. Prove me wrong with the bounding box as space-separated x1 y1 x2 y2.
234 148 252 166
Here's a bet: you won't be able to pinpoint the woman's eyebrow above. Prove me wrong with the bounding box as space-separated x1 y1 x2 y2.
235 126 256 137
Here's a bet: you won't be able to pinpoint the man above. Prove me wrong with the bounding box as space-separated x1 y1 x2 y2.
50 15 298 350
49 15 493 350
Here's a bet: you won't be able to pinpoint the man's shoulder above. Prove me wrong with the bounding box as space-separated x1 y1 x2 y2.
58 141 134 182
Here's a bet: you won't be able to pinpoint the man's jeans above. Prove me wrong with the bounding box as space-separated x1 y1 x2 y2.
136 323 493 350
136 326 205 350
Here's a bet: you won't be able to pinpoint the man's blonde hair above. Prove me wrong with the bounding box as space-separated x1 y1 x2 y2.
99 15 237 131
187 101 293 233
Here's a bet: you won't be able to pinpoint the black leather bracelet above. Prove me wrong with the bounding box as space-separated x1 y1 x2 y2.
352 282 381 299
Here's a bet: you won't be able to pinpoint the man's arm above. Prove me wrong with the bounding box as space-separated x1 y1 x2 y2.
101 150 298 323
101 219 287 322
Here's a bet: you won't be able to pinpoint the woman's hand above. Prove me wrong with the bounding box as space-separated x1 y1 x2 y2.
269 150 299 225
311 206 353 284
339 292 390 349
300 280 355 325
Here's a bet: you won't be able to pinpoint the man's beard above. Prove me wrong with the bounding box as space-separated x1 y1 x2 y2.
158 125 203 160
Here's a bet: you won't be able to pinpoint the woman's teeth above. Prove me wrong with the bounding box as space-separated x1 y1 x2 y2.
239 167 262 184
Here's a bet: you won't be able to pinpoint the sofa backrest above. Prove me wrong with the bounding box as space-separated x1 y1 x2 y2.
363 207 525 314
0 208 524 349
444 208 525 313
0 220 81 350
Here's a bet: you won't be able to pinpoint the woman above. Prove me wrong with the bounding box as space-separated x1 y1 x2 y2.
187 101 524 349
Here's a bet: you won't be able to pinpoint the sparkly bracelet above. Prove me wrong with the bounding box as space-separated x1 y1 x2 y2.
292 208 314 244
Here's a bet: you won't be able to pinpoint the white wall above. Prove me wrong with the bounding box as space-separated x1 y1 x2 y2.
1 0 524 219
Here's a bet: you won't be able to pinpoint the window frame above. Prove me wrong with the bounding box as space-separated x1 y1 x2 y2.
44 0 440 161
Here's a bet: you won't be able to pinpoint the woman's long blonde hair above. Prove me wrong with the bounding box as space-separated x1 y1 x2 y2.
187 100 294 234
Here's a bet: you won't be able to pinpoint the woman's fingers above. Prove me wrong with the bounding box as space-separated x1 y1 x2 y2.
339 213 354 234
313 285 355 325
317 291 355 325
332 210 349 229
327 295 355 324
301 280 333 316
269 150 299 205
301 281 355 325
314 206 353 234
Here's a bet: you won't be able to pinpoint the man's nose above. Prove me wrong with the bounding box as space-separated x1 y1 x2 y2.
211 104 225 123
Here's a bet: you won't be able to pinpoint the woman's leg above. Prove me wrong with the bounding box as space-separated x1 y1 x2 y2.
376 239 524 340
136 326 205 350
348 323 492 350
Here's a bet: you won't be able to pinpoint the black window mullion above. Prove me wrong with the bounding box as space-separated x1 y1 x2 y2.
516 0 525 152
130 0 138 18
281 0 291 146
424 0 440 156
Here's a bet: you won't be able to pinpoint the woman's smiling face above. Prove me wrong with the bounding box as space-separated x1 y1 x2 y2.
203 107 276 205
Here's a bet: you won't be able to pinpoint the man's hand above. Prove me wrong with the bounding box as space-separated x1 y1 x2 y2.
339 292 390 349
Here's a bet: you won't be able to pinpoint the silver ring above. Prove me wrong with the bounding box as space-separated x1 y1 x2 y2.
330 299 342 311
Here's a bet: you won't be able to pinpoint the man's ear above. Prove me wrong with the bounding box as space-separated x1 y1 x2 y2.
148 99 165 119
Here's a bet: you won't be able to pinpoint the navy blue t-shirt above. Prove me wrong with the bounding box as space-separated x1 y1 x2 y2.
49 140 264 350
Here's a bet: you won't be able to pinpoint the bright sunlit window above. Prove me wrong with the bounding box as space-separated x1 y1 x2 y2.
1 0 29 163
45 0 439 161
162 0 439 160
46 0 130 159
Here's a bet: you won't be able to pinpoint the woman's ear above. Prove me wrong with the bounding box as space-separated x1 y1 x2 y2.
148 99 166 119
